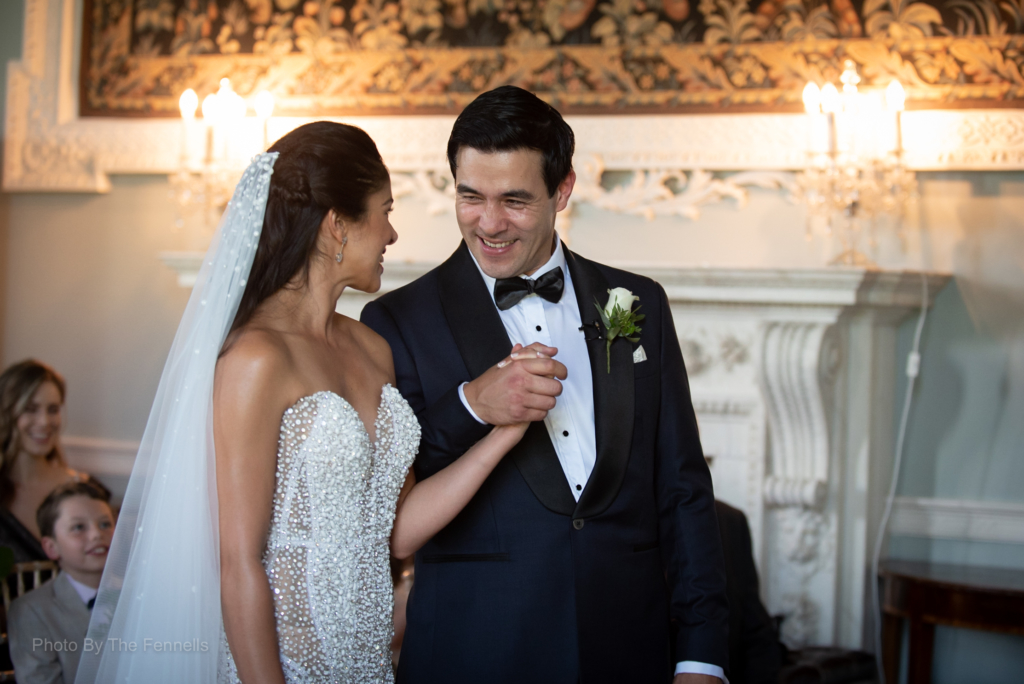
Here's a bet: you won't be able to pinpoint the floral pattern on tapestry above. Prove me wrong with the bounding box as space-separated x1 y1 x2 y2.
81 0 1024 114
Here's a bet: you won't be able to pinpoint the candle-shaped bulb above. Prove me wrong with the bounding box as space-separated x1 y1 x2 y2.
202 93 219 122
886 79 906 112
820 82 841 114
179 89 198 119
254 91 275 119
802 82 821 114
840 59 860 96
213 78 246 121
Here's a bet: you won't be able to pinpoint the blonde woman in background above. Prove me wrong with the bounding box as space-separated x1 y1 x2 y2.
0 360 108 562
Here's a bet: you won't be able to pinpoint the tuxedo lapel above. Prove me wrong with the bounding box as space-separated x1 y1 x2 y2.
438 242 509 378
438 242 576 516
565 249 636 520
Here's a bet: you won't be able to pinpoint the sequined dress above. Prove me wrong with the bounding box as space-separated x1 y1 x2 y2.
219 384 419 684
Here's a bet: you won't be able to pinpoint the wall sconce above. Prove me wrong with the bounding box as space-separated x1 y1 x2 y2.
797 60 916 267
169 80 275 251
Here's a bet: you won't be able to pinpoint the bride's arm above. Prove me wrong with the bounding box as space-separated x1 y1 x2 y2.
214 336 292 684
390 422 526 559
390 345 552 559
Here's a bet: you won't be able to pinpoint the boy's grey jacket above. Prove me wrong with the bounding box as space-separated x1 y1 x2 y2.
9 572 90 684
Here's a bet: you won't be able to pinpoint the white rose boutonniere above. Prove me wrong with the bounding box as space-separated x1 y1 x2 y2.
594 287 644 373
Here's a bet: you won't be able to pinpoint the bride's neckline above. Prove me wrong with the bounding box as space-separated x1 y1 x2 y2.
286 383 394 446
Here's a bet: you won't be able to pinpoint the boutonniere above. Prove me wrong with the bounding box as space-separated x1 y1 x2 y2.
594 287 644 373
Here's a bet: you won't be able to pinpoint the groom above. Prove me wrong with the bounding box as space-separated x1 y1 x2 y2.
362 86 728 684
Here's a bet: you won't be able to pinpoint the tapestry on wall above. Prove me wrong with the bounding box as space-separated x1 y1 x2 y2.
81 0 1024 116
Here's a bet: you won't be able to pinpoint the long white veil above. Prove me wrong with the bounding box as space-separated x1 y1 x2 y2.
75 152 278 683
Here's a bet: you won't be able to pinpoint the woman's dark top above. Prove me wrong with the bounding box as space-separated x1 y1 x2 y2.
0 507 46 563
0 474 111 563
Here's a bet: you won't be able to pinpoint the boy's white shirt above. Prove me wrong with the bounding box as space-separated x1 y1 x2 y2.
64 571 98 605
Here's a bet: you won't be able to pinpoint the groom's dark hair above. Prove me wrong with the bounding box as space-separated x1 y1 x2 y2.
447 86 575 197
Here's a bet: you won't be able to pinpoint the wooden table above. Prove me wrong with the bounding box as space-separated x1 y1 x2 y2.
880 560 1024 684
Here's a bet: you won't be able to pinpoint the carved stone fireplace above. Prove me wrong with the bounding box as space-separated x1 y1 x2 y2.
653 267 950 649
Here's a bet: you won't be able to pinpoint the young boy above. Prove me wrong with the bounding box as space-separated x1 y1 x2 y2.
8 480 114 684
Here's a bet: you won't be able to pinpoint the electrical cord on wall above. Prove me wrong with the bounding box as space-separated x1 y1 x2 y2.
871 272 930 684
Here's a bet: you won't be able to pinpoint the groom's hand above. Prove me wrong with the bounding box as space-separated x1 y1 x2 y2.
464 343 566 425
673 675 723 684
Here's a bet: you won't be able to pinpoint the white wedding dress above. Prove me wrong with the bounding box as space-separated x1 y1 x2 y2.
218 385 419 684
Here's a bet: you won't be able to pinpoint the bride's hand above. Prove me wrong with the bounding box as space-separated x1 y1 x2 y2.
492 343 553 438
496 342 551 370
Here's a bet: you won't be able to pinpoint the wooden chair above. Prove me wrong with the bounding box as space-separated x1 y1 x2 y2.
2 561 58 614
1 560 59 682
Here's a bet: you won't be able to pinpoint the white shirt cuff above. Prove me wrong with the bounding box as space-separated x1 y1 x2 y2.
674 661 728 683
457 382 487 425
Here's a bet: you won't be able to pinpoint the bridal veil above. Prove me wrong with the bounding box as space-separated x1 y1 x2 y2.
75 153 278 684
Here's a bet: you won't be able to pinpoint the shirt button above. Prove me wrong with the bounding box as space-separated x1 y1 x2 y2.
536 325 542 331
575 484 582 491
562 430 569 437
572 519 584 530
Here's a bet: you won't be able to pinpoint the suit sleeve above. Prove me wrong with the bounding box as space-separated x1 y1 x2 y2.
652 283 731 670
8 598 64 684
361 299 490 479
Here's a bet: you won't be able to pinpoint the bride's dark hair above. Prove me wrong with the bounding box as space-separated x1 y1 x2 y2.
229 121 390 334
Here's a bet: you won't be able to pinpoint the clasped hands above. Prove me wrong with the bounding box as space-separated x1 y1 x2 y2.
462 342 567 427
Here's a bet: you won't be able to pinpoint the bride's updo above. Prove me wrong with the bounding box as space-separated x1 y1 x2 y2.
231 121 390 332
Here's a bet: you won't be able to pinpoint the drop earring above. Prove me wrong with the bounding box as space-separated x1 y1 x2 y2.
335 236 348 263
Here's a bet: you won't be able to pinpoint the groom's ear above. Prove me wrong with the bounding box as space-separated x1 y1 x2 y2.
554 169 576 213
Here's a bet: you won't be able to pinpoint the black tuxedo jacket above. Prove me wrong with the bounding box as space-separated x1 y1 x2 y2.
362 242 728 684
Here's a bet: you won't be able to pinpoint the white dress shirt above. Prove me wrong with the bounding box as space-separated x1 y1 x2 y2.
65 573 98 606
457 241 727 683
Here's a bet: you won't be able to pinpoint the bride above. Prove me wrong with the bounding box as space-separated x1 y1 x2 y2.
75 122 538 684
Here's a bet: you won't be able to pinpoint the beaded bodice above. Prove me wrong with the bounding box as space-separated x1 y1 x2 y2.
219 384 419 684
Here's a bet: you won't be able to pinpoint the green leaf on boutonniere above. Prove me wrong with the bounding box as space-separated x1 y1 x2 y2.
594 291 643 373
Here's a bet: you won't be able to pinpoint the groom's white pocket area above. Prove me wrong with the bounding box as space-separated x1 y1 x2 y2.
633 345 647 364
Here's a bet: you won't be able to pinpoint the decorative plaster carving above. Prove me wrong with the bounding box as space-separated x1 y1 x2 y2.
680 337 715 377
760 321 834 511
691 398 757 417
569 155 797 223
763 478 828 510
771 508 836 647
677 327 754 379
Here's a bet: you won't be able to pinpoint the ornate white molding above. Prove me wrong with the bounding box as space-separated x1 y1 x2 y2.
764 477 828 510
7 0 1024 195
890 497 1024 545
760 321 834 511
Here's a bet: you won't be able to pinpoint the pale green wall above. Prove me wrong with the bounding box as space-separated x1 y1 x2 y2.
890 173 1024 682
0 0 26 361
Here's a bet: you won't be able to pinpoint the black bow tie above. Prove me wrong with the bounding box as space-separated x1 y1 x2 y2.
493 267 565 311
87 597 95 610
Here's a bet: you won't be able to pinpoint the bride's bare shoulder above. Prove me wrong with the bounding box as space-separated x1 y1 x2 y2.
216 326 295 398
337 314 394 379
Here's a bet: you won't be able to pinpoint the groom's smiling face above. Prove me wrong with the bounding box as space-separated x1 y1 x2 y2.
454 147 575 280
